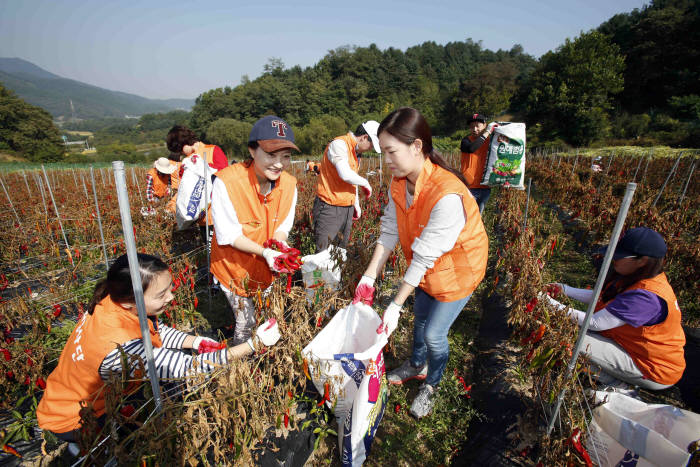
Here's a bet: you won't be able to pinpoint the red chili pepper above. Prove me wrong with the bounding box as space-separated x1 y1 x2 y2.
284 410 289 428
1 348 10 361
36 377 46 390
120 404 136 418
525 297 538 313
1 444 21 458
193 297 199 308
6 370 14 379
316 315 323 327
532 324 546 344
317 382 330 406
394 404 401 413
550 238 557 254
287 390 293 399
567 428 593 467
198 340 227 353
23 376 30 385
286 275 292 294
302 359 310 380
52 304 62 318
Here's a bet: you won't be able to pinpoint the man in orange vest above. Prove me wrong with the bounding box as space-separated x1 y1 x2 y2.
459 113 499 213
545 227 685 390
314 121 380 250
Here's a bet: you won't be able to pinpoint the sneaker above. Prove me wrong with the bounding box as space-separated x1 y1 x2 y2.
410 383 435 418
387 360 427 385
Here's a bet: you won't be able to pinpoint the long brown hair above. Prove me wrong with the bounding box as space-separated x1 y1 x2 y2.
88 253 169 314
601 256 665 303
377 107 468 187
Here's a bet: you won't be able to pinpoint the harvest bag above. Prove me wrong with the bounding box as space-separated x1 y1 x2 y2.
300 246 346 303
175 153 217 230
480 122 527 189
302 303 389 466
586 390 700 467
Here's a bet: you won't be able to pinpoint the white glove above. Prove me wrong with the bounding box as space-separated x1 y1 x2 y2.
353 201 361 221
358 275 375 288
247 318 281 351
262 248 283 272
486 122 499 133
381 301 403 336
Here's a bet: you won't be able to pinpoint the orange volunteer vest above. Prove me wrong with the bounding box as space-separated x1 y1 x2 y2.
460 134 491 189
210 163 296 297
317 133 358 207
37 296 162 433
165 160 183 214
392 159 488 302
147 168 170 198
595 273 686 385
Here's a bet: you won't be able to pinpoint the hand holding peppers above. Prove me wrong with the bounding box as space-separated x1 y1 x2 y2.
262 239 303 274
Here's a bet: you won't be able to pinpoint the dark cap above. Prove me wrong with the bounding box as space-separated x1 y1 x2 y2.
249 115 300 153
467 113 487 124
598 227 667 260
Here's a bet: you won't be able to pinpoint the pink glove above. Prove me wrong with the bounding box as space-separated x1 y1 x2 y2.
353 275 375 306
361 184 372 198
353 202 361 221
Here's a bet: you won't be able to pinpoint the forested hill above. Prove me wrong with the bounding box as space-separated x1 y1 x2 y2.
190 41 536 138
0 58 194 120
191 0 699 148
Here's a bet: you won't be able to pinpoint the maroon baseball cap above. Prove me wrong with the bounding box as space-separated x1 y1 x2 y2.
249 116 300 153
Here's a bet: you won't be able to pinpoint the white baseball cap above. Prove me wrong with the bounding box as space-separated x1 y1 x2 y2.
361 120 381 153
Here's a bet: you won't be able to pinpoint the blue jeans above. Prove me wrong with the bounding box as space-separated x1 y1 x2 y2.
410 288 471 387
469 187 491 213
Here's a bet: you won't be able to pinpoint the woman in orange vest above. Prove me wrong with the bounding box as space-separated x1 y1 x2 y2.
145 157 178 204
36 253 280 442
209 116 299 345
166 125 229 239
353 107 488 418
546 227 685 390
459 113 499 213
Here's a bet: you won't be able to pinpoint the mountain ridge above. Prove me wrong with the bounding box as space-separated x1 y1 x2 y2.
0 57 194 119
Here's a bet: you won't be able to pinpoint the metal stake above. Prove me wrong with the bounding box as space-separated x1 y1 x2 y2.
41 165 72 265
91 167 109 270
652 152 683 208
0 176 22 228
112 161 162 412
632 155 643 182
547 182 637 435
522 178 532 231
678 159 696 205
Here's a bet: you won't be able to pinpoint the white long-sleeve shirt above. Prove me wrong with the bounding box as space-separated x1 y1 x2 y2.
98 321 227 380
327 136 371 191
211 177 297 246
544 292 626 331
378 186 466 287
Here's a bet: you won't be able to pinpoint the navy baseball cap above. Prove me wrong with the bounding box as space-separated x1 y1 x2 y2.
249 116 300 153
597 227 667 259
467 113 487 124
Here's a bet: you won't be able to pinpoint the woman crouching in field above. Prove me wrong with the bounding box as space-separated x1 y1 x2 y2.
36 253 280 442
547 227 686 390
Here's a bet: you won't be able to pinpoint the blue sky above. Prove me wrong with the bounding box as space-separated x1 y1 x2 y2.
0 0 648 99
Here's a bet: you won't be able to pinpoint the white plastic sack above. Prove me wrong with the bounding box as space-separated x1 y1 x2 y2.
586 390 700 467
175 154 218 230
480 122 527 189
301 246 346 303
302 303 389 467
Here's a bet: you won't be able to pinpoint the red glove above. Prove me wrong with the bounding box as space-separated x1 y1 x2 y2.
352 276 375 306
197 338 226 353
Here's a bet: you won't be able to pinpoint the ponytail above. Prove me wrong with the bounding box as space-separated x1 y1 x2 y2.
428 150 468 188
87 253 169 315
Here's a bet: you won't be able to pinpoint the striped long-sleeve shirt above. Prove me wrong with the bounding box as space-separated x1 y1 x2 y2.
98 321 228 381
